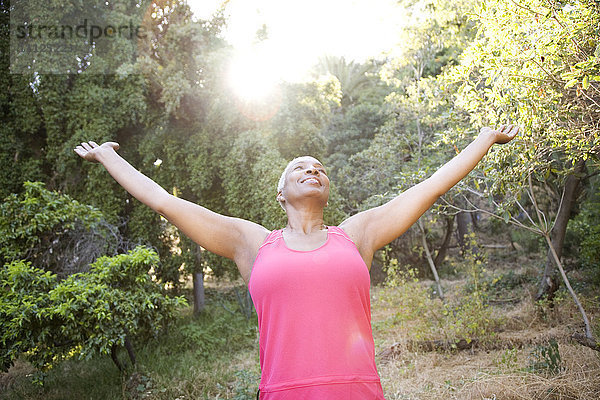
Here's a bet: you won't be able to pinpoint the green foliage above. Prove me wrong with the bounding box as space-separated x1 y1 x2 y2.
382 0 478 85
344 3 478 272
175 310 255 360
484 269 538 305
324 103 388 161
0 182 111 273
0 260 57 372
446 0 600 206
447 241 494 341
0 99 45 200
1 298 259 400
0 356 123 399
567 193 600 284
268 81 334 161
222 131 287 230
323 101 392 214
509 227 544 254
315 56 383 108
0 0 230 287
381 246 495 344
443 290 492 342
495 347 519 371
0 246 186 373
528 339 563 374
230 369 261 400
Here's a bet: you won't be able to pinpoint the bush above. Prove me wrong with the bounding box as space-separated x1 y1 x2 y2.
381 244 495 345
509 228 544 254
0 246 187 375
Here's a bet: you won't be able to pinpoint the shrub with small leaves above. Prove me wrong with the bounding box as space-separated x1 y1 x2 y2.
0 260 60 372
379 242 495 345
0 246 187 374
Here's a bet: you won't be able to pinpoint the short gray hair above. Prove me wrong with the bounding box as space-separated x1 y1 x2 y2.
277 157 305 194
277 157 305 211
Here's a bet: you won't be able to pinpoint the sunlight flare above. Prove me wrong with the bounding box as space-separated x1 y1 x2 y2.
188 0 407 86
227 45 280 101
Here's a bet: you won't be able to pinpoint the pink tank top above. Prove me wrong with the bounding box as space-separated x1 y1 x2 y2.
248 226 385 399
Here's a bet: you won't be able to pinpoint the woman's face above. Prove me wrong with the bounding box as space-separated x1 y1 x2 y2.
277 156 330 209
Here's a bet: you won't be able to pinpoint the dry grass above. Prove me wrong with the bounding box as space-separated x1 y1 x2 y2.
377 342 600 399
371 274 600 400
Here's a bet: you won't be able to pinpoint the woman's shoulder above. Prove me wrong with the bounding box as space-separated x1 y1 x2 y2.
328 225 356 244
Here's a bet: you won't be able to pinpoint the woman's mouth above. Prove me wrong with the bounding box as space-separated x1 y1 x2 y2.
301 177 320 185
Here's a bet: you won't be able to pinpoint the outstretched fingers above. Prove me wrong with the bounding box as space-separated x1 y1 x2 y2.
80 141 95 151
73 144 87 156
74 141 100 162
495 124 520 144
74 141 120 162
508 124 520 137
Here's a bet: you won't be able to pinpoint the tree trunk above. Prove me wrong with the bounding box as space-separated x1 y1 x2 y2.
110 337 136 372
368 250 387 285
110 344 124 372
536 161 585 302
455 196 478 254
193 272 205 315
419 220 444 300
470 211 480 230
193 245 205 315
572 333 600 352
456 211 471 249
434 215 454 267
124 336 136 367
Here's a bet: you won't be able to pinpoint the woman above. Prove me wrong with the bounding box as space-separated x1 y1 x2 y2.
74 124 519 399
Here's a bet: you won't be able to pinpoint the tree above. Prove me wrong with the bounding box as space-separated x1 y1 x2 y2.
335 0 479 280
381 0 478 86
435 0 599 345
445 0 599 299
315 56 378 109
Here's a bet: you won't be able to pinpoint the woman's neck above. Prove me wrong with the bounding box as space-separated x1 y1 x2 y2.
285 209 325 235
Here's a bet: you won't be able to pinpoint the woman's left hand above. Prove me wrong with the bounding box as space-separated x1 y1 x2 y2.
481 124 520 145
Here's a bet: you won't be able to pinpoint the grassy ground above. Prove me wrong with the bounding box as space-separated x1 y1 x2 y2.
373 247 600 399
374 285 600 399
2 248 599 399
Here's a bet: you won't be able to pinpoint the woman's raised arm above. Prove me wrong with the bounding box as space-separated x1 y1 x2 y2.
340 125 519 261
74 141 269 282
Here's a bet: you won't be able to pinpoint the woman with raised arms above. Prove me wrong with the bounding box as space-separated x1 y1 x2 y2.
75 124 519 399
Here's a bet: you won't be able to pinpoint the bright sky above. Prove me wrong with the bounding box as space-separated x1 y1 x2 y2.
186 0 407 99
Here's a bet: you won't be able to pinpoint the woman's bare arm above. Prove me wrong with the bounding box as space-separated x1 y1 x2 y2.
340 125 519 257
74 141 268 281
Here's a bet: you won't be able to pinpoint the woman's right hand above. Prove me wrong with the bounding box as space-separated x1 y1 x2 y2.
74 141 120 163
